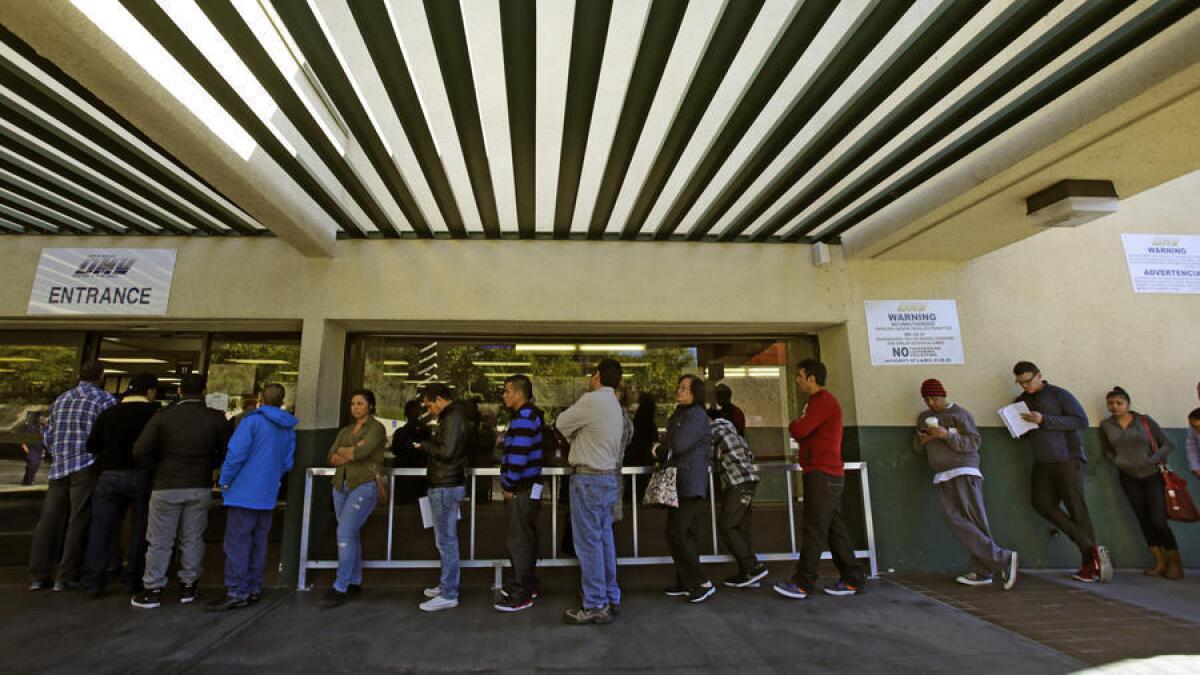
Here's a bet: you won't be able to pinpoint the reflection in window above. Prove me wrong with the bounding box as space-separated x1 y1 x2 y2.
208 335 301 418
0 341 81 488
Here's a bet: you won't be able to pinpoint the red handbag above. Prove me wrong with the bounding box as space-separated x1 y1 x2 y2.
1142 417 1199 522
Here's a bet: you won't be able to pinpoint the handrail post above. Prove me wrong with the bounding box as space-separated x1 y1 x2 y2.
630 472 638 558
297 468 314 590
551 474 558 560
469 471 477 561
386 474 395 561
708 471 718 555
859 462 880 578
786 467 798 555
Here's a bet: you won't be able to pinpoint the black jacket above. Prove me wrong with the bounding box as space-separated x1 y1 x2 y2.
423 402 469 488
87 400 160 473
662 404 711 498
133 399 231 491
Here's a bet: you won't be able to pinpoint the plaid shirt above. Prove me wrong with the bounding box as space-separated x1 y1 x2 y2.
43 382 117 480
710 417 758 489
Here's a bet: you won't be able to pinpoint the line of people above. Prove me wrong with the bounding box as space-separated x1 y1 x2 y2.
28 362 297 611
28 356 1197 618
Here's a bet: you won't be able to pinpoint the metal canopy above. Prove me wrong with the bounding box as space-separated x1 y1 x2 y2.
0 0 1194 243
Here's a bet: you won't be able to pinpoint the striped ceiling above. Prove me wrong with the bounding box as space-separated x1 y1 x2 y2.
0 0 1194 242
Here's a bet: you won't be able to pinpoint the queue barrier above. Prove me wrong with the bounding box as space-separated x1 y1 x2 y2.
297 463 878 590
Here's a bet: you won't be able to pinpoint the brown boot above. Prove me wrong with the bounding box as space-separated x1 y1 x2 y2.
1145 546 1166 576
1164 549 1184 580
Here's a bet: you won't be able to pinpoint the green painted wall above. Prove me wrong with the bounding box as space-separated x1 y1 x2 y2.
279 427 339 585
856 426 1200 572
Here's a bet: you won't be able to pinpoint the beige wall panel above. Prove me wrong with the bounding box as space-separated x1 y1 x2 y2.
0 238 845 327
842 170 1200 428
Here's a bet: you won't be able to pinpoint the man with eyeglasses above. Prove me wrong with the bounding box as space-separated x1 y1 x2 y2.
1011 361 1111 583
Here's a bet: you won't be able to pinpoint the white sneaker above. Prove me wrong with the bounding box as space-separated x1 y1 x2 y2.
419 595 459 612
955 571 992 587
422 586 441 599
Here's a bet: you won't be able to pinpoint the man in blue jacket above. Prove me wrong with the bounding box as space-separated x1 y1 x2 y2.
209 383 297 611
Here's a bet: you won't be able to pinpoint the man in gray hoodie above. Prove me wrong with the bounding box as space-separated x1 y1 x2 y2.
913 379 1017 590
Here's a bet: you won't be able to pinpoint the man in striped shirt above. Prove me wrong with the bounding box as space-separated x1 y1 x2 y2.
29 361 117 591
494 374 545 612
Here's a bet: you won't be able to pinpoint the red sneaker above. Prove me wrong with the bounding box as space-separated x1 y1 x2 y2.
1071 564 1100 583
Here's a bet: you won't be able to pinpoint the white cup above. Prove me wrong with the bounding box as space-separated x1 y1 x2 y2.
925 417 939 428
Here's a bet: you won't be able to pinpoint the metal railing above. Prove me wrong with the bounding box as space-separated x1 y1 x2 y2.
297 462 878 590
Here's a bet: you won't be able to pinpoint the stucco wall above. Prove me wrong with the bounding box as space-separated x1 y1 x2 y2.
844 169 1200 429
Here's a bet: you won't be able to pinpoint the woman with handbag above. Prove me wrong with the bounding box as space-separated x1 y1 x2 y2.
321 388 387 607
656 374 714 603
1099 386 1182 579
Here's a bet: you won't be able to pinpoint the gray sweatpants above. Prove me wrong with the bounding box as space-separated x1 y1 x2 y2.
143 488 212 589
936 475 1011 579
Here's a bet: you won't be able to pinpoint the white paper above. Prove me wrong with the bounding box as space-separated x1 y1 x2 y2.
864 300 965 366
418 496 461 529
531 483 543 500
998 402 1039 439
27 248 177 315
205 393 229 413
418 496 433 529
1121 234 1200 294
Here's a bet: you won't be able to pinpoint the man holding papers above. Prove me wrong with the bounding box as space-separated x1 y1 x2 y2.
1011 361 1111 583
914 379 1017 590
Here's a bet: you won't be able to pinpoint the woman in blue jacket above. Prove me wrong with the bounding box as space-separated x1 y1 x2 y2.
656 374 714 603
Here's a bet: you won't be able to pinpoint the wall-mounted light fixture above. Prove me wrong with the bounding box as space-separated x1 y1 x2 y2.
1026 179 1118 228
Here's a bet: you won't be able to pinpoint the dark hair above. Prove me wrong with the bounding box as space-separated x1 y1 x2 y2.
1105 386 1130 404
503 374 534 401
633 392 656 425
349 388 376 414
679 374 707 407
180 373 207 396
1188 407 1200 423
714 383 733 405
420 382 454 402
1013 361 1040 377
596 358 622 388
404 399 423 418
261 383 286 407
796 358 827 386
127 372 159 396
79 360 103 382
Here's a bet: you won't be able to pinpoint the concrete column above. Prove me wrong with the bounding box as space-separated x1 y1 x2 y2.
279 318 347 585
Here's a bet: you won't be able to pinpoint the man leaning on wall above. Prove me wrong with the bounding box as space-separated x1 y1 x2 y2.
914 378 1018 590
1011 361 1111 583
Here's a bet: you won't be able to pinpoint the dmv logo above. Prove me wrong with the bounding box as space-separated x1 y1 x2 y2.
1152 237 1180 247
896 302 928 312
74 255 135 277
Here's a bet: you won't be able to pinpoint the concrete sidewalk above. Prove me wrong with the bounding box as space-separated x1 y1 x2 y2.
2 564 1078 674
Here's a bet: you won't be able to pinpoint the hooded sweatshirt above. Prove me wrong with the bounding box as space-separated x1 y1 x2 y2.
912 403 982 484
219 405 298 510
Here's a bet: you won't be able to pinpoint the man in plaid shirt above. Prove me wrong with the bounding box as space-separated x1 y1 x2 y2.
709 411 767 588
29 361 117 591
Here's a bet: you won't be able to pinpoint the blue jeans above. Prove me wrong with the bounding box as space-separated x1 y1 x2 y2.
81 469 148 592
429 486 465 600
332 481 377 593
224 506 273 598
570 474 620 608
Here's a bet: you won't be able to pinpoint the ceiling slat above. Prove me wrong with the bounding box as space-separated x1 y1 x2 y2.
499 0 536 238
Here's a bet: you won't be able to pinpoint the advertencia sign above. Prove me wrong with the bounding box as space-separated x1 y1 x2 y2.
27 248 177 315
865 300 964 366
1121 234 1200 294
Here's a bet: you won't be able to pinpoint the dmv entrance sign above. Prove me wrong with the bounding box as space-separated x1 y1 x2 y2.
27 248 177 315
865 300 964 366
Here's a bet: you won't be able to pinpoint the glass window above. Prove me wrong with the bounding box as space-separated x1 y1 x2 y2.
348 336 813 463
0 333 83 488
208 334 302 418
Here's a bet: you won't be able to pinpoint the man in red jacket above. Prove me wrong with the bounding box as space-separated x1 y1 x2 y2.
773 359 864 599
